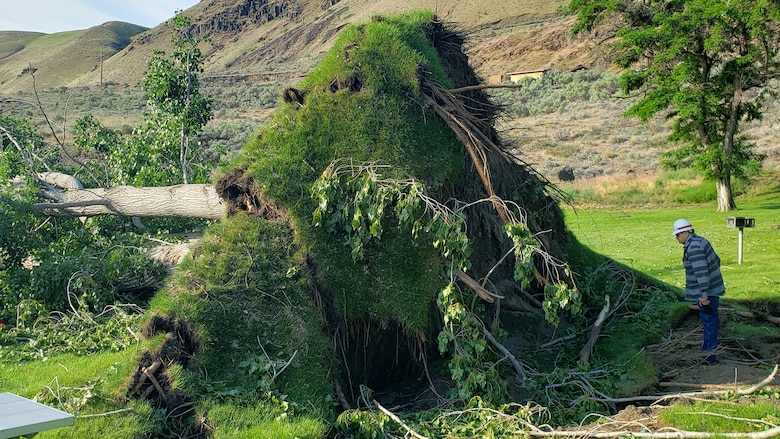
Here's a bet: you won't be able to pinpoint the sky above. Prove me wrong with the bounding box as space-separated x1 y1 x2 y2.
0 0 201 34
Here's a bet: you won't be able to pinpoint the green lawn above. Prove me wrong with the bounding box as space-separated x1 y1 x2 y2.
563 182 780 304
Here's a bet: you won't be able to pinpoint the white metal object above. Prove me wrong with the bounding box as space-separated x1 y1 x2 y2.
0 392 75 439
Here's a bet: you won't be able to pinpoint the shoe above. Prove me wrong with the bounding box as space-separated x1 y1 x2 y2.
704 359 719 365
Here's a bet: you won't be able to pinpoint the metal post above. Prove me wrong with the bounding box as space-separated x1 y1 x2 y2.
738 227 744 265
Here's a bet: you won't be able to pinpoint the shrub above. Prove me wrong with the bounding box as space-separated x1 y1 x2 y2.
671 181 717 204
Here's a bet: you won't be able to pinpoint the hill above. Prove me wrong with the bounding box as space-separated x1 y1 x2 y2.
1 0 778 183
0 22 148 92
0 0 589 92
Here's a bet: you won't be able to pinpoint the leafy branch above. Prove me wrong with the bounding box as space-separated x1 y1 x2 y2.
310 159 582 399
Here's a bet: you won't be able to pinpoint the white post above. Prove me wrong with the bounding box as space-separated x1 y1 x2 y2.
738 227 744 265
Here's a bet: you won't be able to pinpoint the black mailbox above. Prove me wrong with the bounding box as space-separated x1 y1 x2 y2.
726 216 755 228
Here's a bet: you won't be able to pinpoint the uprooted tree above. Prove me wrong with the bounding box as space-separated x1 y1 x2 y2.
2 10 708 438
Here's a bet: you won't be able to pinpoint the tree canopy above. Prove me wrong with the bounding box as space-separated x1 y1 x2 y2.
569 0 780 211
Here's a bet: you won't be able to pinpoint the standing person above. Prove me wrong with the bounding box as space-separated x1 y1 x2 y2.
672 219 725 364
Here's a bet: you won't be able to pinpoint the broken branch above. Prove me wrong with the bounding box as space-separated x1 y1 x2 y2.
374 400 429 439
579 295 610 363
457 269 504 303
483 326 526 383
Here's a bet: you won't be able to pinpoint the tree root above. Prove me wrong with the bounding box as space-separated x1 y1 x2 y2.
521 365 780 438
131 359 168 403
593 364 778 405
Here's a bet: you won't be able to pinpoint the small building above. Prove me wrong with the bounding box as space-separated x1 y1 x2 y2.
487 74 503 85
506 68 548 83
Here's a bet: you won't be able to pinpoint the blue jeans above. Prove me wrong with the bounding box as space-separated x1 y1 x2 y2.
698 296 720 362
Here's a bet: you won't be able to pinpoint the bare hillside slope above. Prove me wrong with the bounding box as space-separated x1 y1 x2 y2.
1 0 591 92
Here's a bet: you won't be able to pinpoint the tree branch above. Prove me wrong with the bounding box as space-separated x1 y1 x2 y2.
483 326 526 383
591 364 778 405
374 400 429 439
457 269 504 303
579 295 610 363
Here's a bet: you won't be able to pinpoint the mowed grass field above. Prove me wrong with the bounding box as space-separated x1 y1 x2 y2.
564 176 780 305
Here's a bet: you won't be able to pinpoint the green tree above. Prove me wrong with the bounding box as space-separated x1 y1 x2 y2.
1 112 165 323
74 11 214 187
0 112 54 279
569 0 780 211
141 10 212 184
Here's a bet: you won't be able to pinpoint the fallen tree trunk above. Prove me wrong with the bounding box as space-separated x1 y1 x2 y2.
32 184 225 220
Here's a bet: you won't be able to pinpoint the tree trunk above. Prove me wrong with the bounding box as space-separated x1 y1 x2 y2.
715 175 736 212
32 184 224 219
715 74 743 213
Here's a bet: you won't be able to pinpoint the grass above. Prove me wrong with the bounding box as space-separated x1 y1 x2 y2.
0 350 157 438
563 175 780 304
555 171 780 428
661 400 780 434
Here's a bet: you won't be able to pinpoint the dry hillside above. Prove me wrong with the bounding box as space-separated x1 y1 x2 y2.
0 0 583 92
2 0 778 182
0 22 148 92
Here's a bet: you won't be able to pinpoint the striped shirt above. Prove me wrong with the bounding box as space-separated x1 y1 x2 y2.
682 233 725 302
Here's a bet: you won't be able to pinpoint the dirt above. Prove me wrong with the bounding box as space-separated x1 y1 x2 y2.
647 306 780 390
594 304 780 433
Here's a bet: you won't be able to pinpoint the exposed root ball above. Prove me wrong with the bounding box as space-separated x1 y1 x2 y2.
215 167 286 220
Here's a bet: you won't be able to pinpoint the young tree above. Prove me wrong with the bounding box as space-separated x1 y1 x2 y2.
141 10 212 184
68 11 213 188
569 0 780 211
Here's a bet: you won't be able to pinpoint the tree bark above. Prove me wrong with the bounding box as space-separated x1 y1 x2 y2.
715 73 743 212
32 184 225 219
715 177 736 212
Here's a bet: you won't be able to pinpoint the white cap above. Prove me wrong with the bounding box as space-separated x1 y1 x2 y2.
672 218 693 236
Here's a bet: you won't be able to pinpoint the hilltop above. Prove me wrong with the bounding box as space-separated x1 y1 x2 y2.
0 22 148 92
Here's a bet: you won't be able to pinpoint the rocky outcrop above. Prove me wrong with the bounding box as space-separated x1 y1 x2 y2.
191 0 300 36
